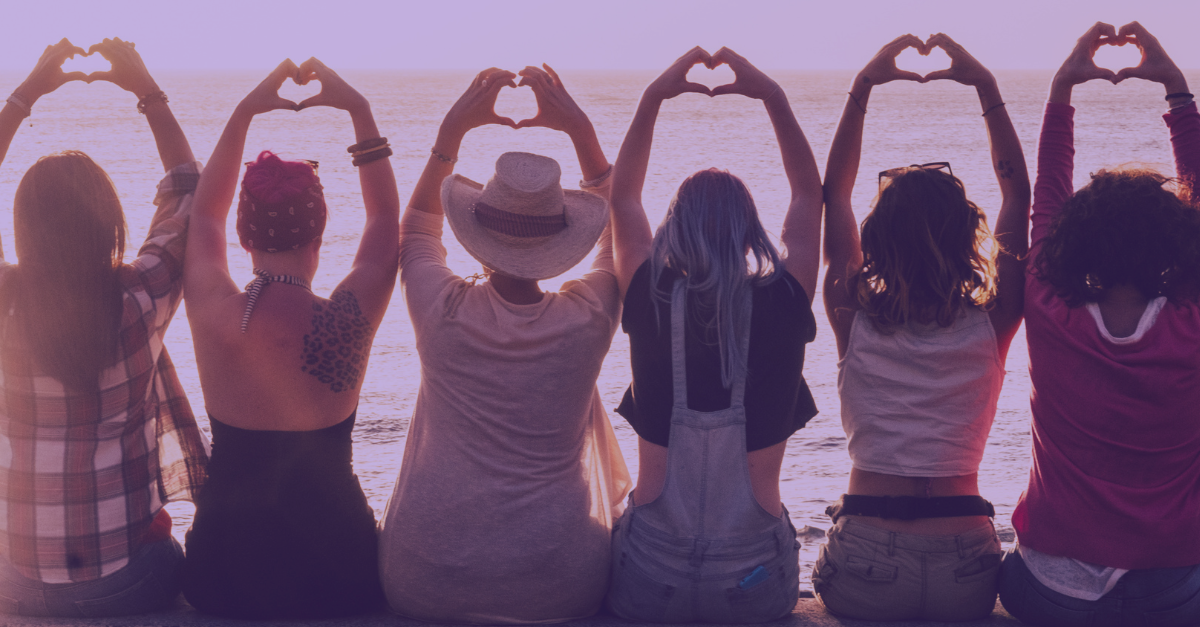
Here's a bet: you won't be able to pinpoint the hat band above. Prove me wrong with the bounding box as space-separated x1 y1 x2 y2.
472 201 567 238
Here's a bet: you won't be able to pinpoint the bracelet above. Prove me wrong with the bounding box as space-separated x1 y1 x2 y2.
580 164 613 189
1165 92 1194 101
5 92 32 118
847 91 867 114
347 137 387 154
431 148 457 164
351 143 391 158
137 90 168 114
352 146 393 167
982 102 1007 117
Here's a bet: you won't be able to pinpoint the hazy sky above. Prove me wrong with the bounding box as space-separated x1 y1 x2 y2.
0 0 1196 72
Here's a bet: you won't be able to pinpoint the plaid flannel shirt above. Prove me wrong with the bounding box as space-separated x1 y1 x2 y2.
0 162 209 583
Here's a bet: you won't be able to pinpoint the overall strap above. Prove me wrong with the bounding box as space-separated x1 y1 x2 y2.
669 279 689 409
728 291 754 408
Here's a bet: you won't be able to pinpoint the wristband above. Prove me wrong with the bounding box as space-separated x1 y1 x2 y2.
5 92 32 118
982 102 1006 117
137 91 168 114
1165 92 1194 101
352 146 393 167
347 137 387 154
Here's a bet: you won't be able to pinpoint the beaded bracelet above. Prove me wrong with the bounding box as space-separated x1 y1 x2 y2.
352 146 393 167
137 91 168 114
431 148 457 164
347 137 388 154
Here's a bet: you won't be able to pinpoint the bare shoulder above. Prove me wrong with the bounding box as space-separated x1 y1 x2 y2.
300 289 376 394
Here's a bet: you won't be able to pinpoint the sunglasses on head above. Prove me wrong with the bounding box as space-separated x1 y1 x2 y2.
878 162 952 190
244 159 320 174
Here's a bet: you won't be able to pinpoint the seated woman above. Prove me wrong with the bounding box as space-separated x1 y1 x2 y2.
0 39 208 616
605 47 823 623
998 22 1200 627
812 34 1029 622
179 59 396 619
379 65 630 624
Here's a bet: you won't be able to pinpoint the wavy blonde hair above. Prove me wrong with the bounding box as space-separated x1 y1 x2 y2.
857 167 996 331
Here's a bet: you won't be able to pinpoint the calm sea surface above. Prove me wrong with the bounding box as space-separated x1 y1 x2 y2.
1 69 1195 590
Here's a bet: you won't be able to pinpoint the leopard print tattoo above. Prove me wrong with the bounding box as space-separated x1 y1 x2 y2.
300 290 372 393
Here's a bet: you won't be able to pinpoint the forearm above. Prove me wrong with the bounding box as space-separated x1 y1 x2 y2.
610 94 661 214
0 103 26 168
822 92 868 268
142 99 196 171
567 120 609 182
349 103 399 222
765 89 821 205
1166 102 1200 189
192 108 253 224
1030 104 1076 247
406 123 462 217
981 80 1031 243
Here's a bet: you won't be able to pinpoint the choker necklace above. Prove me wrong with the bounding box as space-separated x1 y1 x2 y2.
241 268 313 334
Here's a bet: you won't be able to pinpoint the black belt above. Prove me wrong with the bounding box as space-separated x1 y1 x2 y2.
826 494 995 522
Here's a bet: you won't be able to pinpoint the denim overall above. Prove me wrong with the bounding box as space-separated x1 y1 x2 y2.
607 281 800 623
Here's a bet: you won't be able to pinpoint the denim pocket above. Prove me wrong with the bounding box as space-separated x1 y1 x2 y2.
725 566 798 622
845 555 898 582
607 552 675 622
954 552 1002 583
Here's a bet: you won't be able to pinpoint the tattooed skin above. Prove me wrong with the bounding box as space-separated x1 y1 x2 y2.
996 159 1016 180
300 290 372 393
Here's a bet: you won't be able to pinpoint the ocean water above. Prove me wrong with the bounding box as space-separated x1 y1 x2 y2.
0 68 1195 590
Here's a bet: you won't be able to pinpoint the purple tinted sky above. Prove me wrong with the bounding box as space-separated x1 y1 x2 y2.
0 0 1195 71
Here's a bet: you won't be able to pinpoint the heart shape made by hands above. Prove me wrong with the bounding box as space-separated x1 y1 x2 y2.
491 80 538 127
685 63 736 92
895 45 951 78
277 76 322 108
1092 40 1142 77
60 51 111 78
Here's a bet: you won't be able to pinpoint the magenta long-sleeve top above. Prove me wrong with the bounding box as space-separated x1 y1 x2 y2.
1014 101 1200 569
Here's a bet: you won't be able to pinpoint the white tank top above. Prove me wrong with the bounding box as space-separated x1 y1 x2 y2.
838 307 1003 477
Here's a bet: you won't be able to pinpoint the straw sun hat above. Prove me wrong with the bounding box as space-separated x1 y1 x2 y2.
442 152 609 281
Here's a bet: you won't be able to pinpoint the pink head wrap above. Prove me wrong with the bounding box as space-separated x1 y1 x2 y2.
236 151 327 253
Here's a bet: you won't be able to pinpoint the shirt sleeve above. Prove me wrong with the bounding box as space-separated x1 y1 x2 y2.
1029 103 1076 254
1164 101 1200 190
129 161 202 331
399 209 461 326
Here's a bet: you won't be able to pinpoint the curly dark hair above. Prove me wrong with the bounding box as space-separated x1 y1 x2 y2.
858 167 996 331
1034 169 1200 306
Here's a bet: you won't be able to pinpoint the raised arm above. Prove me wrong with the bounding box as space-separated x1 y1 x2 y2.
89 38 195 172
711 47 822 302
404 68 517 221
926 33 1031 357
1031 23 1119 250
295 58 400 320
184 60 301 311
611 47 712 297
1113 22 1198 186
823 35 926 356
515 64 613 270
0 39 87 170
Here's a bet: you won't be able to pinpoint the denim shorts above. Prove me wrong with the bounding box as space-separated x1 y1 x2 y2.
607 504 801 623
812 516 1001 622
0 537 183 617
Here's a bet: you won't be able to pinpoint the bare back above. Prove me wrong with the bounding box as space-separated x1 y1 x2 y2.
192 283 380 431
